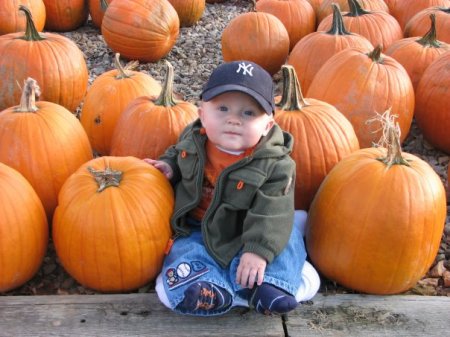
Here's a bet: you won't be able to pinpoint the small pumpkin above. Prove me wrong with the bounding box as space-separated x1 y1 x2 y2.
404 6 450 44
385 14 450 91
288 3 373 93
414 51 450 154
80 53 162 156
307 45 414 148
274 65 359 210
221 11 290 75
256 0 316 50
110 61 198 159
168 0 206 27
306 111 447 294
0 162 48 293
0 5 88 112
101 0 179 62
42 0 88 31
0 78 93 219
0 0 46 34
53 156 174 292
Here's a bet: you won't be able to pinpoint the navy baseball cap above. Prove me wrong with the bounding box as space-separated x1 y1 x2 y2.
200 60 275 115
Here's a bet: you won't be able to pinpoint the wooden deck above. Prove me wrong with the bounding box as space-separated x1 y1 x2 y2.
0 293 449 336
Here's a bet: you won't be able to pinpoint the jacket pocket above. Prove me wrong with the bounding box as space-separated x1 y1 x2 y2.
222 168 267 209
175 143 198 179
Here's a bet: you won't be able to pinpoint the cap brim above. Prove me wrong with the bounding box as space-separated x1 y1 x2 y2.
201 84 274 115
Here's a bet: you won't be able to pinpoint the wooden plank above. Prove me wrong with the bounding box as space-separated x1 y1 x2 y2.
0 293 284 337
287 294 450 336
1 293 449 337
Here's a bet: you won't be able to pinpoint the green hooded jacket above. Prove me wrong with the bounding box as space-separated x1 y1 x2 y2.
159 119 296 268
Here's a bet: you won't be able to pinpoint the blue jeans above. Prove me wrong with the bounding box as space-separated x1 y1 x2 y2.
160 218 307 316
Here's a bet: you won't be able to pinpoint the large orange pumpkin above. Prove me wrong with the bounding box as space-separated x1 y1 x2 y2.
404 6 450 44
110 61 198 159
307 46 414 148
0 0 46 34
318 0 402 51
0 162 48 293
256 0 316 50
390 0 450 29
42 0 88 31
0 6 88 112
288 3 373 93
53 156 174 292
221 11 290 75
274 65 359 210
306 111 447 294
0 78 93 219
80 53 162 156
385 14 450 91
101 0 179 62
414 51 450 154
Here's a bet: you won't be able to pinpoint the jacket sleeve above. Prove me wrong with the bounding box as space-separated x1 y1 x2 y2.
241 157 296 264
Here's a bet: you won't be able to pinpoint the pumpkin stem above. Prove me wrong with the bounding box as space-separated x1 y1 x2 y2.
416 14 441 48
347 0 370 17
18 5 45 41
88 166 123 192
367 109 410 168
250 0 257 11
100 0 109 12
277 65 309 111
14 77 40 112
154 61 178 107
114 53 139 79
327 3 352 35
367 45 383 62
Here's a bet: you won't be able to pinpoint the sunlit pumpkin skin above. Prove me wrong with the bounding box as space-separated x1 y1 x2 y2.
390 0 450 29
0 6 88 112
168 0 206 27
102 0 179 62
275 66 359 210
53 156 174 292
288 3 373 93
111 62 198 159
42 0 88 31
415 51 450 154
385 14 450 91
0 0 46 34
307 46 414 148
404 6 450 44
88 0 109 28
0 162 48 293
256 0 316 51
0 78 93 219
306 144 447 294
318 0 402 51
221 11 290 75
317 0 388 23
80 53 162 156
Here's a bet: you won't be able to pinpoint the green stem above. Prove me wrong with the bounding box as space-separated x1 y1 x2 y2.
326 3 352 35
347 0 370 17
154 61 177 107
416 14 441 48
277 65 309 111
18 5 45 41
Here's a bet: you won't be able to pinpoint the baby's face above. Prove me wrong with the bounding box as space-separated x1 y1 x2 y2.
199 91 274 153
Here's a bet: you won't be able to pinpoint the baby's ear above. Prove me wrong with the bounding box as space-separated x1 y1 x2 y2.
262 118 275 136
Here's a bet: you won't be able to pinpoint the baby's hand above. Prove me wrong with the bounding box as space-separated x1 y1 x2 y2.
143 158 173 179
236 252 267 289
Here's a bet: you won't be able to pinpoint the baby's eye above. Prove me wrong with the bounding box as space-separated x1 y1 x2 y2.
218 105 228 112
243 110 256 117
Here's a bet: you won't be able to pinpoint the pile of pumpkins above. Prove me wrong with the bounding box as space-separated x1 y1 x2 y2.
0 0 448 296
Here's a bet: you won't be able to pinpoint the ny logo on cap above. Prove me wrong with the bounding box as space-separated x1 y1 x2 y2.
236 62 254 76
